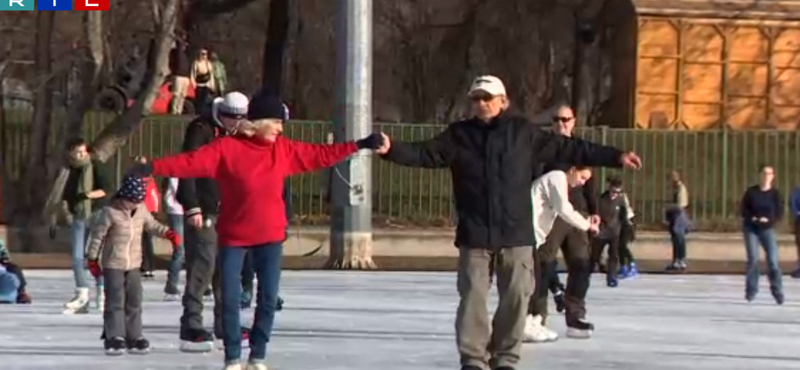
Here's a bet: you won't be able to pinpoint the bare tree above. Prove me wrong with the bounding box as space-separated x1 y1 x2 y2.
63 12 105 143
90 0 181 161
261 0 289 94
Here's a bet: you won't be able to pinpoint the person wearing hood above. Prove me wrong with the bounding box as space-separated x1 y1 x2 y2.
85 175 181 355
129 90 386 370
167 91 250 353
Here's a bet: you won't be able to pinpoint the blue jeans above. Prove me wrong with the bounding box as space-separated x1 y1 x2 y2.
70 219 102 288
744 226 783 297
166 214 185 289
219 243 283 363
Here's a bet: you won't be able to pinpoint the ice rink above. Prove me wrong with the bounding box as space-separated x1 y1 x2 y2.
1 270 799 370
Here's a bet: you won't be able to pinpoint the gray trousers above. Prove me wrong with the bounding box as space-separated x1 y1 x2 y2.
180 215 222 334
103 269 143 340
455 246 534 370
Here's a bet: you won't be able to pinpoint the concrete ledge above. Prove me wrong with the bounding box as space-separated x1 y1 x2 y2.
3 226 799 273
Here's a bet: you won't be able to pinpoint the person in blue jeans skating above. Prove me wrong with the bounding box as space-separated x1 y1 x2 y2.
131 90 386 370
740 164 784 304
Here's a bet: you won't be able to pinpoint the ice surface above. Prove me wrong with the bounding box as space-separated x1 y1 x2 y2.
1 270 799 370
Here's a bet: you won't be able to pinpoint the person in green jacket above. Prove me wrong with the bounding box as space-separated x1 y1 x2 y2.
211 52 228 96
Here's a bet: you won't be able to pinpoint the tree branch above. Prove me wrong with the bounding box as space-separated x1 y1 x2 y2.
191 0 258 15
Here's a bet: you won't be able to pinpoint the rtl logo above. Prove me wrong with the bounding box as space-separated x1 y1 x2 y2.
0 0 110 11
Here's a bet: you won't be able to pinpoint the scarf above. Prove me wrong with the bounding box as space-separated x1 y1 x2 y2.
68 156 94 220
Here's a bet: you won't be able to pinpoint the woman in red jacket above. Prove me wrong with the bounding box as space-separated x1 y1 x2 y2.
132 92 384 370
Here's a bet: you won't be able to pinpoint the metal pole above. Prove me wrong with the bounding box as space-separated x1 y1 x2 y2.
328 0 375 269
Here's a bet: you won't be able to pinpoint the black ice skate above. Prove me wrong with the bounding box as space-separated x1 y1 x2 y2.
553 290 565 313
565 317 594 339
179 328 215 353
127 337 151 354
104 337 126 356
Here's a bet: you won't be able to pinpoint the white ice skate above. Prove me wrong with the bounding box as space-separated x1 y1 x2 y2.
96 287 105 312
245 362 268 370
222 363 243 370
522 314 558 343
164 293 181 302
62 288 90 314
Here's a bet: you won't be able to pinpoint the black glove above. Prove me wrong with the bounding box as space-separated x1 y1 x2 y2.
128 162 154 177
356 133 384 150
76 193 89 201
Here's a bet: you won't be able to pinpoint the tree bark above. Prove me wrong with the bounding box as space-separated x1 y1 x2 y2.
90 0 181 162
64 12 105 145
261 0 290 94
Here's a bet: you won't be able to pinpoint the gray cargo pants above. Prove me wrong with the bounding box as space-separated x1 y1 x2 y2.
180 215 222 335
103 269 143 340
455 246 534 370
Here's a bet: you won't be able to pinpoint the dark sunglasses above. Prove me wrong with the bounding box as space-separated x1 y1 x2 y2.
470 95 495 102
553 116 574 123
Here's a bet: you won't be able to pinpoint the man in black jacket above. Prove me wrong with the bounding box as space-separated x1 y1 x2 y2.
526 105 601 342
591 177 627 287
378 76 641 370
175 92 249 352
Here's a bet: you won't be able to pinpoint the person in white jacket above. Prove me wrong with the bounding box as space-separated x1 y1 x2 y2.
526 167 599 342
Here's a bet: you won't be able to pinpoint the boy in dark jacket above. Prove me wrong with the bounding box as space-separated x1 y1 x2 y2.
590 178 627 287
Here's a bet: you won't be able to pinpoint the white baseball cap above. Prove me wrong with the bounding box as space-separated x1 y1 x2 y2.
467 75 507 97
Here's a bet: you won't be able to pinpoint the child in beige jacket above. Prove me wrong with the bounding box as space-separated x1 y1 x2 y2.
86 175 181 356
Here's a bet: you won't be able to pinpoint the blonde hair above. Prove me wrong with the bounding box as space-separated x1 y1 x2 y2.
237 118 282 137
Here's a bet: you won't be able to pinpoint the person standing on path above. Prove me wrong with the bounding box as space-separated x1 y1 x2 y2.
169 37 192 115
174 92 249 352
163 177 185 300
788 183 800 278
740 165 784 304
378 75 641 370
45 138 111 314
130 90 386 370
665 170 691 271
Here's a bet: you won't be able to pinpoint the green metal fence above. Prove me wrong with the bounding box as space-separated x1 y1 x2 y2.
3 111 800 231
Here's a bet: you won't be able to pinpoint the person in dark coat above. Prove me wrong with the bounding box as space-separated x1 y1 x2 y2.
377 75 641 370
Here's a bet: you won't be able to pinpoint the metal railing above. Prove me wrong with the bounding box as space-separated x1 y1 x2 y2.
3 111 800 230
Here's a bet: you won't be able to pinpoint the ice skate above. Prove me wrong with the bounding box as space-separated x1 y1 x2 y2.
773 292 785 305
96 286 105 312
676 259 688 271
142 271 155 280
618 265 630 279
566 317 594 339
104 337 126 356
163 283 181 301
607 277 618 288
553 290 565 314
62 288 90 314
245 361 269 370
628 262 639 278
179 328 215 353
203 287 214 302
222 363 243 370
522 314 558 343
127 337 151 355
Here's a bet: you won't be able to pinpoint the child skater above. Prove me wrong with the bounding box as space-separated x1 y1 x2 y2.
86 175 181 355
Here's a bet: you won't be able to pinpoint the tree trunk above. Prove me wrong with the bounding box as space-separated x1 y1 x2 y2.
19 11 56 223
261 0 289 94
63 12 105 144
90 0 181 162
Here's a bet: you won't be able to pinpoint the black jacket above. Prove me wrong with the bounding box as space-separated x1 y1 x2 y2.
597 190 626 239
382 112 624 248
540 162 598 215
176 116 225 216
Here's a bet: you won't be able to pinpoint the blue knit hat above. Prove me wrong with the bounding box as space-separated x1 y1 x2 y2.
0 265 19 303
116 175 146 203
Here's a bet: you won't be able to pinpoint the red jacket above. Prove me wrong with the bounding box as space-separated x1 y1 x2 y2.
143 176 161 213
152 135 358 247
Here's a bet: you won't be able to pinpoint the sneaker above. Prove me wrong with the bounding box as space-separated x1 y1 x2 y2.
628 262 639 277
522 314 558 343
127 337 151 354
96 286 105 312
179 328 215 353
104 337 126 356
565 317 594 339
245 362 268 370
676 259 688 270
553 291 565 314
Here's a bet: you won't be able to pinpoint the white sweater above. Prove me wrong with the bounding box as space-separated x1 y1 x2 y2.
531 170 592 248
164 178 183 215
